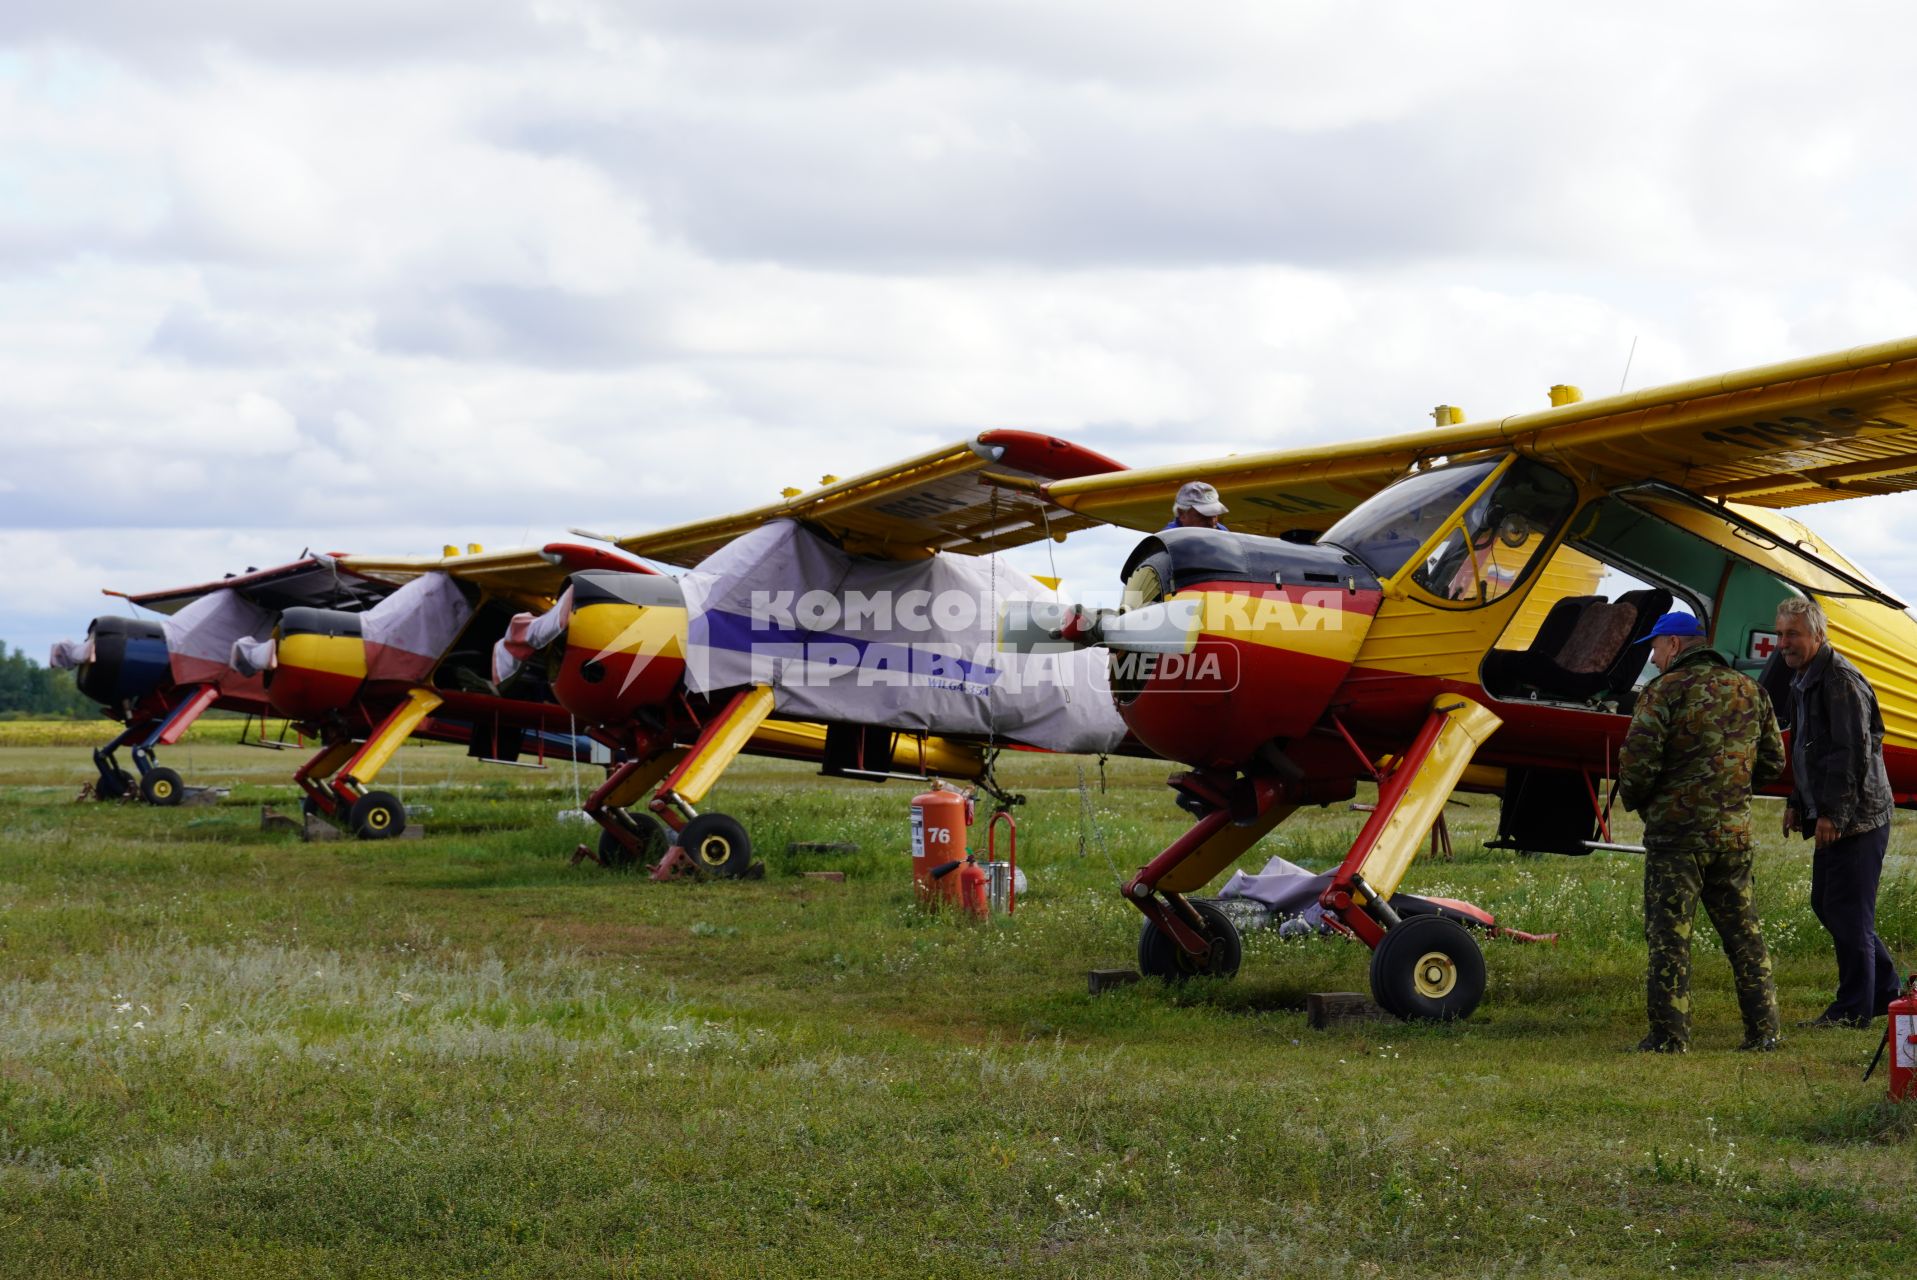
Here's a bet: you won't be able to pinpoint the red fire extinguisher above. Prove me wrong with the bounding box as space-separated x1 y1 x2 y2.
929 855 990 920
1887 976 1917 1102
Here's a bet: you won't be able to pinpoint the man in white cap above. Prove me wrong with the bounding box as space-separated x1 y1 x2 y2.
1166 481 1229 531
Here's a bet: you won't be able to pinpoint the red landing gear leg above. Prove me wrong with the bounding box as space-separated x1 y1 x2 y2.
295 737 359 825
641 688 772 881
573 743 681 870
1121 773 1309 981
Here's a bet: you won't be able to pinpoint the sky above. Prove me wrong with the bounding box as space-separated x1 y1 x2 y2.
4 1 1917 661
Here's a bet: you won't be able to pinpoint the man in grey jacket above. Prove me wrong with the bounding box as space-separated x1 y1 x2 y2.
1775 597 1902 1028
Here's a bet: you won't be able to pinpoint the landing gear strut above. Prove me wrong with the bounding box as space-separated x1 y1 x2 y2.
1120 698 1502 1022
578 689 774 880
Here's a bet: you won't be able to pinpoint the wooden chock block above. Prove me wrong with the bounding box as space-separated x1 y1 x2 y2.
260 806 301 834
1307 992 1394 1029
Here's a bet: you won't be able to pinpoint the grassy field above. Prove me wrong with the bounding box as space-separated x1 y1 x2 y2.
2 729 1914 1278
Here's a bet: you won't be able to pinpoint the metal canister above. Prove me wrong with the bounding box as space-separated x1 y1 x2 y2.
986 861 1013 915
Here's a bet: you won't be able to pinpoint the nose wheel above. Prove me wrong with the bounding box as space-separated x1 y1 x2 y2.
1368 913 1485 1021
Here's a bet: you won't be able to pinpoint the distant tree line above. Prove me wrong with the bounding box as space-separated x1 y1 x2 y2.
0 643 97 719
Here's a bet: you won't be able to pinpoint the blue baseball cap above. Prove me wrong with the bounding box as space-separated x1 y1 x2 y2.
1640 610 1706 641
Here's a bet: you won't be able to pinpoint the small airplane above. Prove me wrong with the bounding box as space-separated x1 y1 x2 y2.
1005 336 1917 1020
51 557 390 804
487 430 1139 874
249 540 654 837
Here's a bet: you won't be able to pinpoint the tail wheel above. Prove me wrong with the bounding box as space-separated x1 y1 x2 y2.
678 813 753 878
1368 913 1486 1021
348 791 407 840
598 814 670 869
1137 898 1243 982
139 766 185 807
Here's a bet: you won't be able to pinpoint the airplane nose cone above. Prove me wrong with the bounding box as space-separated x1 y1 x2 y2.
72 615 170 706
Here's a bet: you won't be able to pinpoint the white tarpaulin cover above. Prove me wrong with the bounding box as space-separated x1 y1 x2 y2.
48 639 92 670
163 589 275 688
362 572 474 684
1220 854 1504 937
1219 855 1335 930
494 587 574 685
681 520 1127 754
229 635 276 678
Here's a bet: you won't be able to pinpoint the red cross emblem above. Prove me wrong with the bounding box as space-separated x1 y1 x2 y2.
1749 631 1778 660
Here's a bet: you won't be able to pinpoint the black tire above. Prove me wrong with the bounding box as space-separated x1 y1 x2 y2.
96 768 137 800
139 766 185 807
1368 913 1486 1022
348 790 407 840
677 812 753 879
300 793 325 820
1137 898 1243 982
598 814 669 869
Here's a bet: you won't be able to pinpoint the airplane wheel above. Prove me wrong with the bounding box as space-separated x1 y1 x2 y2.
1137 898 1242 982
349 791 407 840
598 815 669 869
678 813 753 878
139 767 185 807
1369 913 1485 1022
97 768 137 800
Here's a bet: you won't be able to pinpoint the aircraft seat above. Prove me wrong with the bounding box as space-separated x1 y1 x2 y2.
1555 601 1640 674
1482 587 1671 703
1589 587 1673 696
1480 595 1600 695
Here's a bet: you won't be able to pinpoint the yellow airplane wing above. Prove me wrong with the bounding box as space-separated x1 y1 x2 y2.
113 556 392 615
611 430 1126 566
1045 439 1440 538
336 542 656 609
1501 335 1917 508
1048 335 1917 532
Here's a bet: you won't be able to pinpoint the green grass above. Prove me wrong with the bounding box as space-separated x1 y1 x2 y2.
2 741 1914 1277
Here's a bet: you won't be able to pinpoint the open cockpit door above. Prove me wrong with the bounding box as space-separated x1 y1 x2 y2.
1610 482 1905 608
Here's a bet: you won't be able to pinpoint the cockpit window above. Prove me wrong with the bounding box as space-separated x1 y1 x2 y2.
1410 461 1579 604
1322 460 1500 580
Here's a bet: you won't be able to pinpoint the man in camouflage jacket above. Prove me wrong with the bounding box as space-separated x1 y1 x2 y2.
1618 611 1785 1052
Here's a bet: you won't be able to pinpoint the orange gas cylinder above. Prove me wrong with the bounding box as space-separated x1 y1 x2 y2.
1889 979 1917 1102
911 782 973 905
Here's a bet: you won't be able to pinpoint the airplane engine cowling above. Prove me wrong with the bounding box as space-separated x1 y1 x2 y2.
551 571 690 728
74 616 170 708
1109 528 1382 768
266 607 368 720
